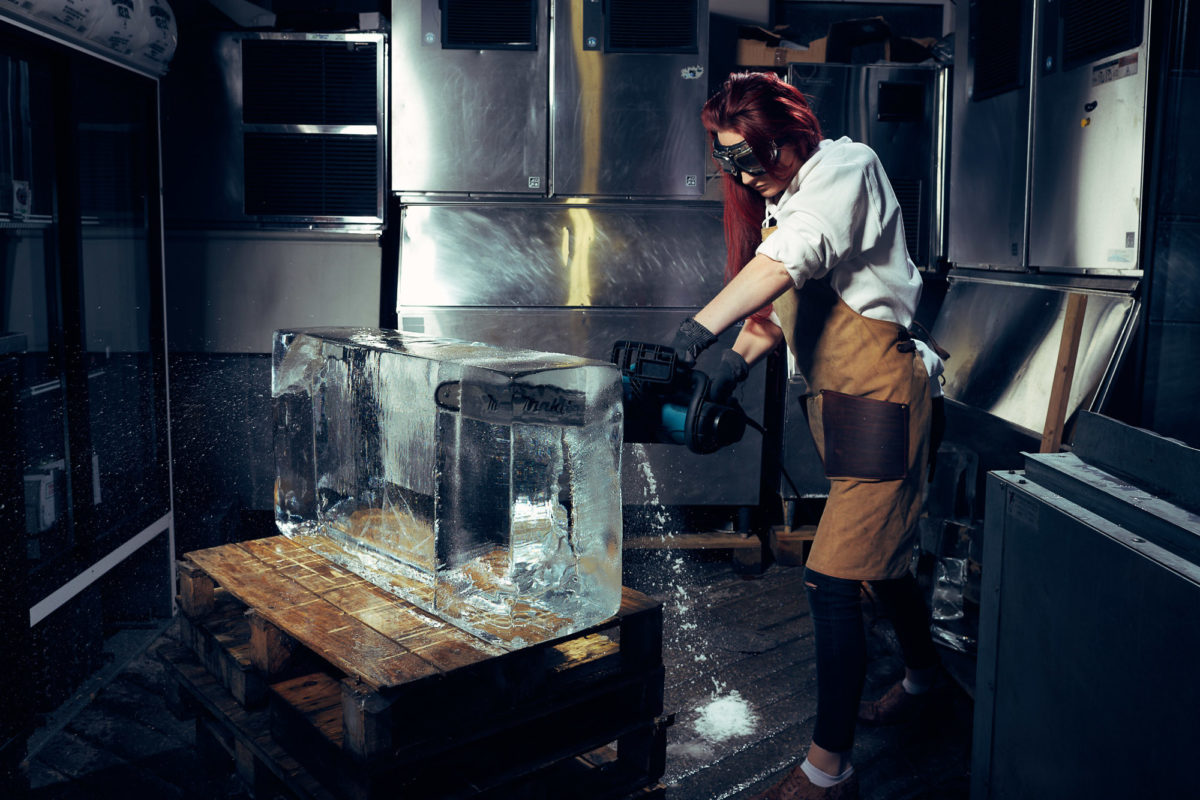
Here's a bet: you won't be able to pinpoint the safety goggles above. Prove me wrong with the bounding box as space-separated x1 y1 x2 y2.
711 138 777 177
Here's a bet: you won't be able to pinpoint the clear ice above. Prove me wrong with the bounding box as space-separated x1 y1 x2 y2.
272 327 624 648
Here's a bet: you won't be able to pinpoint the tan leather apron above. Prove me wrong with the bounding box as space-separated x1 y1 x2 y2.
764 225 930 581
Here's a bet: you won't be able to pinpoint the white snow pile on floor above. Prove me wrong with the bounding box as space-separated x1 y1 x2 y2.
693 690 758 742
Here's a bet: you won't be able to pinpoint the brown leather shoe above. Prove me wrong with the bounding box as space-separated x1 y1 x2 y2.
748 762 860 800
858 679 927 724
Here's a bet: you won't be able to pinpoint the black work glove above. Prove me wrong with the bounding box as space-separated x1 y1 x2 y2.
706 349 749 403
671 317 718 368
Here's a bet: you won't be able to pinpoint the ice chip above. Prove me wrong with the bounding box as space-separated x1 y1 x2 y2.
272 327 624 648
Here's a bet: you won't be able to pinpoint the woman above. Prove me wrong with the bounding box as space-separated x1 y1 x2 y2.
672 72 944 800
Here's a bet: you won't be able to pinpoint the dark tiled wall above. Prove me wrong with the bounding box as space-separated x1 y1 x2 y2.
168 354 276 556
1144 68 1200 447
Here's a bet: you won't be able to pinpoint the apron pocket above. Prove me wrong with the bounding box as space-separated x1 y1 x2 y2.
819 389 908 481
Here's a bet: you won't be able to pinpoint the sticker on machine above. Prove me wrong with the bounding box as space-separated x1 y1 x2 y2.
1091 53 1138 87
1006 488 1039 529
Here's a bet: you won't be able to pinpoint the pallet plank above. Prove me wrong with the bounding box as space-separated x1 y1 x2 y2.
177 559 216 617
160 643 338 800
186 542 430 691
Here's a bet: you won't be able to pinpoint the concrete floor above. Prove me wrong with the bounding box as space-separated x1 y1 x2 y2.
22 546 973 799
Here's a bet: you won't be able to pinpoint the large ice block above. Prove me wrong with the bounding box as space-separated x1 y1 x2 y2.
272 327 624 647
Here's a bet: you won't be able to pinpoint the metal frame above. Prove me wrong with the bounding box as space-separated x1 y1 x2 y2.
218 31 387 230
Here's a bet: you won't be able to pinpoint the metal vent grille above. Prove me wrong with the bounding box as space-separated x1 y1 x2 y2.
443 0 537 50
1062 0 1143 69
607 0 697 53
78 128 145 222
972 0 1025 101
243 133 378 217
242 40 378 125
890 178 923 262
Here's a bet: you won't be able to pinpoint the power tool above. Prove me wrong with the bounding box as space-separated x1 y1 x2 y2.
610 340 747 455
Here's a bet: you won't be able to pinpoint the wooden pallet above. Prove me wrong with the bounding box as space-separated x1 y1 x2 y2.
624 530 773 574
172 535 670 799
162 641 338 800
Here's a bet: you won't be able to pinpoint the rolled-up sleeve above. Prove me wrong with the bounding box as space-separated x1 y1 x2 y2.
756 152 884 287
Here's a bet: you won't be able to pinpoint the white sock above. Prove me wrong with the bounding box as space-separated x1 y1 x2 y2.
903 666 937 695
800 758 854 788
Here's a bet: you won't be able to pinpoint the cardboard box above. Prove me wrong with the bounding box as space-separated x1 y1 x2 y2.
736 26 826 66
737 18 936 67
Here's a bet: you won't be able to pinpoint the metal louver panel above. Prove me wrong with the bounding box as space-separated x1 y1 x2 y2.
890 177 923 262
232 33 383 225
972 0 1024 101
442 0 536 50
78 127 145 222
1061 0 1143 70
242 40 378 125
244 133 378 217
607 0 697 53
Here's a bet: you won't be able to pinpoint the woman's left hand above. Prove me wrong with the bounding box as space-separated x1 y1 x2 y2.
706 349 749 403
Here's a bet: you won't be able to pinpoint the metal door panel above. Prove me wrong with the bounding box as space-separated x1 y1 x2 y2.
1027 41 1150 272
552 0 708 198
947 0 1032 270
164 231 382 353
391 0 549 194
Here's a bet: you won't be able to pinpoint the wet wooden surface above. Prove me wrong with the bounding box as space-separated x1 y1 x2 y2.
26 545 972 799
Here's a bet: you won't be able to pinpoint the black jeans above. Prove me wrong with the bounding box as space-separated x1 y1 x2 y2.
803 566 939 753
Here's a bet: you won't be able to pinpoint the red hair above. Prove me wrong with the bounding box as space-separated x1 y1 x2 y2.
702 72 822 290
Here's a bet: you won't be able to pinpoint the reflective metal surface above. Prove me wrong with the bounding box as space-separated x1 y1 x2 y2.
397 307 764 506
930 273 1139 436
947 0 1033 270
552 0 708 198
1027 2 1152 274
949 0 1151 275
396 202 762 506
787 63 948 269
398 202 725 307
390 0 548 194
391 0 708 198
165 231 382 353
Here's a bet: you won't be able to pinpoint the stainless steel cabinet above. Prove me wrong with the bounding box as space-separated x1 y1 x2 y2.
977 415 1200 797
788 62 948 270
948 0 1150 274
391 0 709 198
1026 0 1151 271
391 0 549 195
